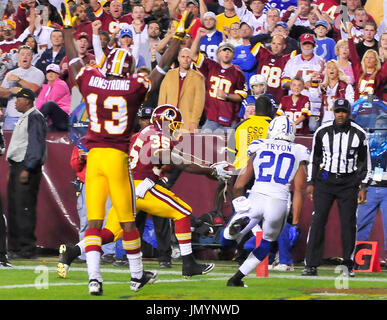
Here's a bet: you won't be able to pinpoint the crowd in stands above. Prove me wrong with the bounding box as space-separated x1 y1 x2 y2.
0 0 385 135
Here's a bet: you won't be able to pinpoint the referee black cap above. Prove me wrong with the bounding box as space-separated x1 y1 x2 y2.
137 107 153 119
333 98 351 113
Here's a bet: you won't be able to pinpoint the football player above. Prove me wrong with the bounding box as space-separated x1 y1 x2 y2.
223 116 309 287
58 5 197 295
58 105 233 279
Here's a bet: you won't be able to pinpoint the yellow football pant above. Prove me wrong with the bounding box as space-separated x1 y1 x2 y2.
85 148 136 223
105 180 192 241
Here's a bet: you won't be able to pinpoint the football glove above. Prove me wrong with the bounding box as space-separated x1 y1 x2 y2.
288 224 301 248
231 196 251 214
135 178 155 199
211 161 233 181
173 10 196 40
58 0 76 28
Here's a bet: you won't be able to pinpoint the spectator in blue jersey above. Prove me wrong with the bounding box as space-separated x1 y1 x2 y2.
239 74 277 119
199 11 223 61
232 22 257 89
314 20 336 62
264 0 298 15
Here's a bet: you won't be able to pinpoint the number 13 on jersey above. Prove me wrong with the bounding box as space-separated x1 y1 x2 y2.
87 93 128 135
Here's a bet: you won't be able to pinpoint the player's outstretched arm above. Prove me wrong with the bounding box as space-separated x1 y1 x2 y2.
148 10 196 93
170 149 233 181
232 156 254 199
291 161 308 225
56 1 83 81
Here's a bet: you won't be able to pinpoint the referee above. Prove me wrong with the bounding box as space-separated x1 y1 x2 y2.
302 98 371 277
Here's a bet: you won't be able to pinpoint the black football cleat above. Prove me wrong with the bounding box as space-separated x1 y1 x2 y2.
88 279 103 296
57 244 80 278
130 271 158 292
229 216 250 236
182 262 215 278
227 277 247 287
301 266 318 276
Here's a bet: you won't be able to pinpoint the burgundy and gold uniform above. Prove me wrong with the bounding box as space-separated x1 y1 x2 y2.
104 123 193 245
251 43 297 104
348 37 387 101
129 125 173 183
76 66 149 154
277 94 311 134
75 65 150 223
194 53 247 127
94 7 133 35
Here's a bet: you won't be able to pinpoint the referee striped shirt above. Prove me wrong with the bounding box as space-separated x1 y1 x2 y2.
307 120 372 185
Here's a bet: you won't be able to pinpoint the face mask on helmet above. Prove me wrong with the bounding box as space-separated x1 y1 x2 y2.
105 48 135 78
151 105 184 140
249 74 267 97
267 116 296 142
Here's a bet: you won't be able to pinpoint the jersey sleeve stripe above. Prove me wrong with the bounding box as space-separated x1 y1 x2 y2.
94 5 103 17
193 52 204 68
250 42 262 56
235 90 248 99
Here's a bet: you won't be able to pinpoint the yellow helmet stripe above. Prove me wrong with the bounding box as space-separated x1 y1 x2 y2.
112 49 126 75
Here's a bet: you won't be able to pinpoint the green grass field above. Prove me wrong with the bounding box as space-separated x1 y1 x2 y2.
1 256 387 303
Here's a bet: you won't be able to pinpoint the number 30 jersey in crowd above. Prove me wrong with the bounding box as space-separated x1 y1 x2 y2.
247 138 310 200
75 66 150 153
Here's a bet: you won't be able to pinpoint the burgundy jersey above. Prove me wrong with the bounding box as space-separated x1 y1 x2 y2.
251 43 296 104
0 40 22 54
94 9 133 35
348 37 387 101
129 125 174 183
312 0 339 19
194 53 247 126
75 66 150 153
277 94 311 134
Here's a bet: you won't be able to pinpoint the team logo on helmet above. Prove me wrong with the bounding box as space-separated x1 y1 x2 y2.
105 48 134 78
267 115 296 142
151 104 183 140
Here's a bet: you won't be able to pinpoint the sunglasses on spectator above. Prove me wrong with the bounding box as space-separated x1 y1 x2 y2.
18 45 33 52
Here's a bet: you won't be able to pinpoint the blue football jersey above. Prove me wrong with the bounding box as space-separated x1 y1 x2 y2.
264 0 298 13
199 30 223 61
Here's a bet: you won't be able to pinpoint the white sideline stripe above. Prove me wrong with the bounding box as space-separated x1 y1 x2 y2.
2 266 387 283
0 278 230 290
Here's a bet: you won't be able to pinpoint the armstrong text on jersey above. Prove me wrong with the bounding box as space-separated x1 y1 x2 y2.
88 75 130 91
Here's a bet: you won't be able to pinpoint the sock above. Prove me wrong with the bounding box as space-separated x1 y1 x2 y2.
101 228 115 245
127 252 143 280
76 240 85 255
239 239 272 276
86 251 102 282
84 228 102 282
123 229 143 279
174 216 192 256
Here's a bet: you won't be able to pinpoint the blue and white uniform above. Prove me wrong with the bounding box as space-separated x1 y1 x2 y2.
224 138 309 242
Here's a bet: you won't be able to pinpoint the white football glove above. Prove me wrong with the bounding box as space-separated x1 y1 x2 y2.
135 178 155 199
211 161 233 181
232 196 251 213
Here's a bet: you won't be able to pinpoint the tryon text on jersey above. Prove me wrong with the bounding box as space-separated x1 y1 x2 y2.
266 143 292 152
88 75 130 91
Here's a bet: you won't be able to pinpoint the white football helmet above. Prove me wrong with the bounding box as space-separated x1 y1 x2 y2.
249 74 267 96
267 116 296 142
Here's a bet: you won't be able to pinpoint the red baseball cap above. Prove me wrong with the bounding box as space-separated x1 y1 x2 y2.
75 32 89 41
300 33 315 45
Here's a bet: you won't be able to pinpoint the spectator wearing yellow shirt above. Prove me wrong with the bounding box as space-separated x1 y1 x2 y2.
216 0 240 33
